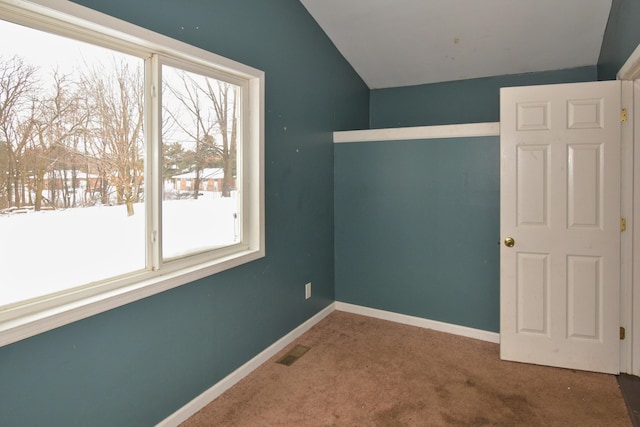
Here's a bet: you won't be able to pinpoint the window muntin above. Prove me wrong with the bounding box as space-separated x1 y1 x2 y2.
0 0 264 340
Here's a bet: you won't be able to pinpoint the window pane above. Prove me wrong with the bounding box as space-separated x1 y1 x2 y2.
0 20 145 306
161 65 241 260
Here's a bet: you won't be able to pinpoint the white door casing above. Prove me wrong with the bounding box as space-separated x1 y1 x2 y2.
500 81 621 374
633 78 640 376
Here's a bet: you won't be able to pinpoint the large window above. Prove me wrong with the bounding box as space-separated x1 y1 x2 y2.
0 0 264 346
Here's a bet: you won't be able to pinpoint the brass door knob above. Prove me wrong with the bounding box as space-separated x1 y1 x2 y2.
504 237 515 247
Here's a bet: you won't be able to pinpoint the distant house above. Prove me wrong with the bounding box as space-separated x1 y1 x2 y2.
29 170 102 191
25 170 104 198
171 168 233 192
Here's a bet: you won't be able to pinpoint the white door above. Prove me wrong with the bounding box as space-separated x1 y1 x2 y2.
500 81 621 374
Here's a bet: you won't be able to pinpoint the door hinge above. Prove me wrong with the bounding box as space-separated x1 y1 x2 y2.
620 327 626 340
621 108 627 123
621 217 627 232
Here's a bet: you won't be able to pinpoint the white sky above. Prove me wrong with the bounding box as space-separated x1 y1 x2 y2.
0 18 141 78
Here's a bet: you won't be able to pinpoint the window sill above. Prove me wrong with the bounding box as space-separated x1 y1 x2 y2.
0 248 264 348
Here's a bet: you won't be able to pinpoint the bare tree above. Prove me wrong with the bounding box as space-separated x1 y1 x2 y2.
164 71 215 199
0 55 37 209
83 58 144 215
164 69 239 198
29 71 85 211
203 79 238 197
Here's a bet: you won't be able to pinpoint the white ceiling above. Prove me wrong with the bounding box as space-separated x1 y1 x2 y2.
300 0 613 89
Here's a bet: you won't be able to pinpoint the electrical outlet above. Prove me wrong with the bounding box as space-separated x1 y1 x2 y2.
305 282 311 300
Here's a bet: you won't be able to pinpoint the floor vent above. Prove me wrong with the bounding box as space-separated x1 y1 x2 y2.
276 345 310 366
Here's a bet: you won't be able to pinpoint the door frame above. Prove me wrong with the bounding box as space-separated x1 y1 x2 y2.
617 43 640 376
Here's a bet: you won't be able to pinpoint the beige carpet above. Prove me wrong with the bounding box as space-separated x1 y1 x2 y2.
182 311 631 426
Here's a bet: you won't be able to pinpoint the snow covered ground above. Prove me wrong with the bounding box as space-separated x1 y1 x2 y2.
0 191 239 307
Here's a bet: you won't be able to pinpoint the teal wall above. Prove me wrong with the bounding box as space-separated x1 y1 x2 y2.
336 67 598 334
0 1 369 426
370 66 597 128
598 0 640 80
335 137 500 331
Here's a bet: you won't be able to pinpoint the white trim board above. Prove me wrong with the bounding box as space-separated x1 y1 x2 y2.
335 302 500 344
158 302 500 426
333 122 499 143
632 78 640 376
620 80 635 375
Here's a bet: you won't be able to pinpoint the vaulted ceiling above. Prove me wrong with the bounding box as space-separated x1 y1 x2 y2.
300 0 613 89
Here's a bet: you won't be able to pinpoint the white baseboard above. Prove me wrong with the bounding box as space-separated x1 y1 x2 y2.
156 303 335 427
158 301 499 426
334 302 500 344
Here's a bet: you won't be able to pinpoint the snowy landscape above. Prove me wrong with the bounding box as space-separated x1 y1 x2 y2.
0 191 239 307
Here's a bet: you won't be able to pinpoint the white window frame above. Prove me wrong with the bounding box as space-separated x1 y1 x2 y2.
0 0 265 347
